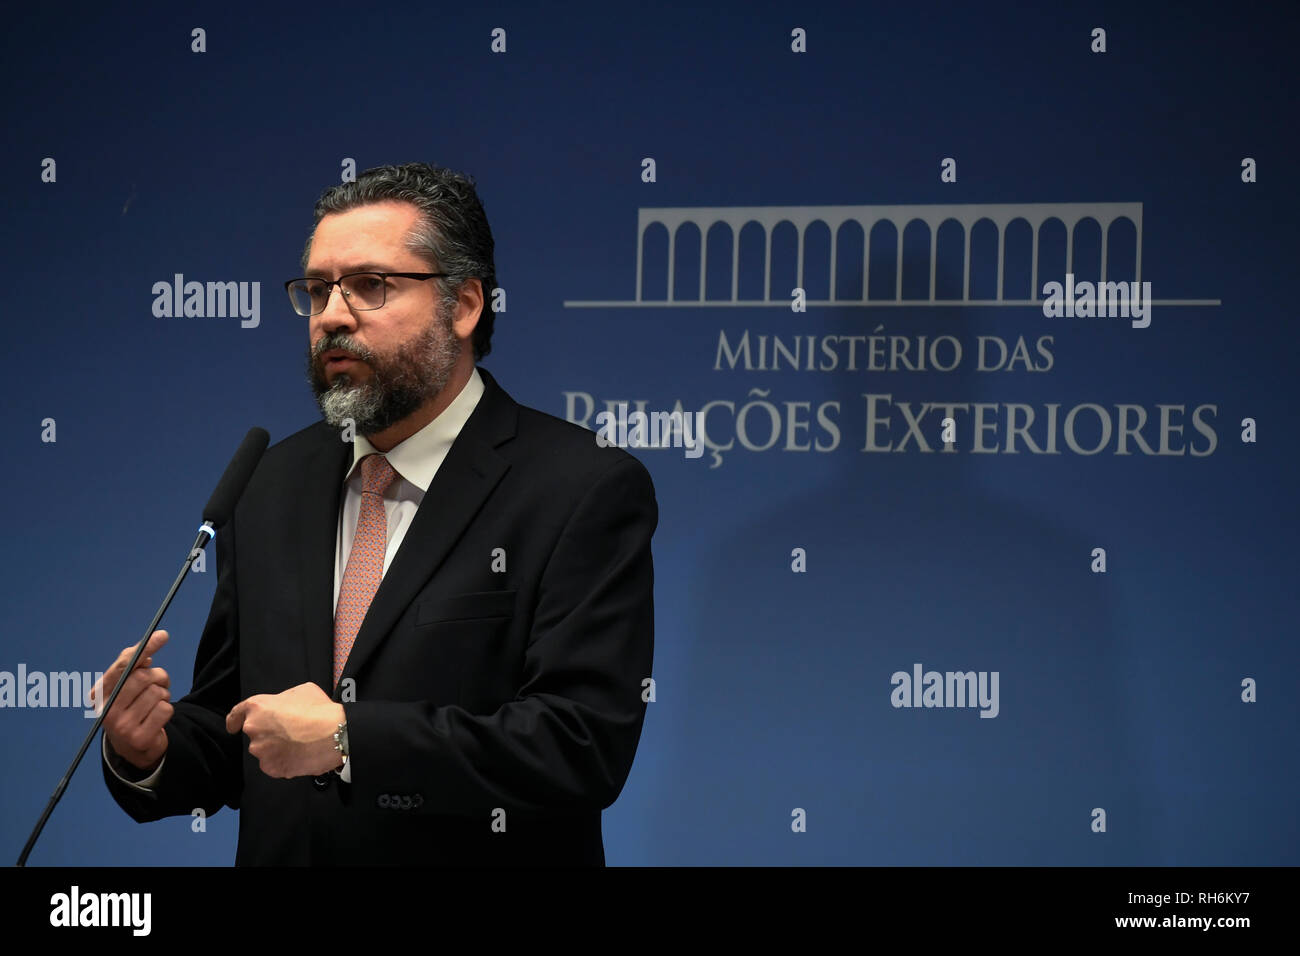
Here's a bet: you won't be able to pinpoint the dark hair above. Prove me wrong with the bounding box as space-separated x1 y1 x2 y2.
301 162 497 361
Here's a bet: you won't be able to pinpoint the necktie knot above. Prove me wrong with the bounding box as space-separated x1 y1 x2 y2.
360 453 397 496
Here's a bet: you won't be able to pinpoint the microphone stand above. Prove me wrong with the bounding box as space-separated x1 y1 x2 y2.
14 522 216 867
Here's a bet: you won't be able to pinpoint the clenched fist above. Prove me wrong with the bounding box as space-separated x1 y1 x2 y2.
226 682 346 779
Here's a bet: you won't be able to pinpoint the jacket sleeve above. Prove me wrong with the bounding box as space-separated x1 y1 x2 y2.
343 455 657 817
102 511 245 822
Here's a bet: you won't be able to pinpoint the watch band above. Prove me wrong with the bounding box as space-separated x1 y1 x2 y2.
332 721 349 775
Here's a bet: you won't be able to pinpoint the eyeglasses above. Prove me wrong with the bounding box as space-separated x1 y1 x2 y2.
284 272 450 316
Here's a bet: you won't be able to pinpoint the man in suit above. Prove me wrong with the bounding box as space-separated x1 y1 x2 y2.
97 162 657 865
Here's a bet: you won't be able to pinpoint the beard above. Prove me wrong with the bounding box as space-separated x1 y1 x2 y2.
306 305 460 436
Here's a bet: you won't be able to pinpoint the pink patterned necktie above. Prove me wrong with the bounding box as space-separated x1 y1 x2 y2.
334 453 398 688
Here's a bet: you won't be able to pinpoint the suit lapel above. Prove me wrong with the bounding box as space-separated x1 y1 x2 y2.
320 367 519 696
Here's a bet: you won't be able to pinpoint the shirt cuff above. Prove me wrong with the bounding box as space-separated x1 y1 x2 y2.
102 734 165 791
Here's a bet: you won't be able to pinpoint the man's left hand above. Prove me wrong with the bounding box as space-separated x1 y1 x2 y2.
227 682 346 779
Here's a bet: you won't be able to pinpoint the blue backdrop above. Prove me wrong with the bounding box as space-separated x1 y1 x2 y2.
3 0 1296 865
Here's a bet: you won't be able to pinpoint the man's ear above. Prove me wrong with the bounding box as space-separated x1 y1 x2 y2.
452 277 484 340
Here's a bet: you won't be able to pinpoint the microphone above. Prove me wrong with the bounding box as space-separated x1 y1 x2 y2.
15 427 270 866
204 427 270 527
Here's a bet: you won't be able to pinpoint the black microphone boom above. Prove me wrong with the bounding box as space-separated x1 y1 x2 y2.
15 427 269 866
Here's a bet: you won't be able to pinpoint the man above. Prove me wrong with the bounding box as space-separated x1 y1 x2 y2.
97 162 658 865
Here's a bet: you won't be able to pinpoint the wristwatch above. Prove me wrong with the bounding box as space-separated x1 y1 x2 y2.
332 721 349 774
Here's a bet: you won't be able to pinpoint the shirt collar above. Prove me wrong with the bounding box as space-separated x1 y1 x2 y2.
343 366 485 493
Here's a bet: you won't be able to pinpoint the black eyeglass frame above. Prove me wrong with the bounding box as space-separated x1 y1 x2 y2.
283 271 452 316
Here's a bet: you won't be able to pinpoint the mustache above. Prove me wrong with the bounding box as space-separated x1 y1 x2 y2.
311 334 376 364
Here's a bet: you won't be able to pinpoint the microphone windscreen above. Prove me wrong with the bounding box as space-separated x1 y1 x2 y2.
202 427 270 527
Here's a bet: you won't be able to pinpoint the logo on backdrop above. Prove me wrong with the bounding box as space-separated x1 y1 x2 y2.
562 202 1221 467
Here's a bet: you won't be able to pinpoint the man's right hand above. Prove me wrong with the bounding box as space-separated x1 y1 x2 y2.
95 629 173 774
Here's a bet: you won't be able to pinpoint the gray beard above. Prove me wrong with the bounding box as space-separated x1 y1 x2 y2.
308 311 460 437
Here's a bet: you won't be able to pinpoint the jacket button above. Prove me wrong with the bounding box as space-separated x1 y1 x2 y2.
313 774 332 790
378 794 391 809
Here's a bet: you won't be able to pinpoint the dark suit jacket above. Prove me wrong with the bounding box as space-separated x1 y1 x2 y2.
103 366 657 865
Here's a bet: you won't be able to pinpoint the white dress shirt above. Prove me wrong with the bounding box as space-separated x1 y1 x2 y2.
104 368 485 791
